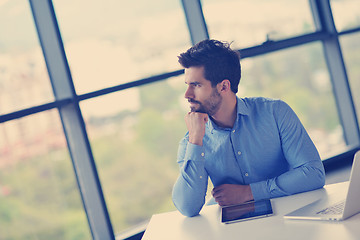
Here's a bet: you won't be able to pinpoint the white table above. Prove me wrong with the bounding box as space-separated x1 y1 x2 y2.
142 181 360 240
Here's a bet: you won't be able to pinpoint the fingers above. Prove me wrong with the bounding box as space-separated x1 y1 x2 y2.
211 185 223 196
185 112 208 146
211 184 253 206
201 113 208 122
185 111 208 122
211 185 225 205
212 194 226 206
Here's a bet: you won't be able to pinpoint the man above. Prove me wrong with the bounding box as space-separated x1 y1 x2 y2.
172 39 325 217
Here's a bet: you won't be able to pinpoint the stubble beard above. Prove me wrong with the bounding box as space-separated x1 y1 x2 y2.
189 88 222 116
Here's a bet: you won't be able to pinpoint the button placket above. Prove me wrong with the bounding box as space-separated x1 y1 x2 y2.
231 126 249 182
200 152 205 179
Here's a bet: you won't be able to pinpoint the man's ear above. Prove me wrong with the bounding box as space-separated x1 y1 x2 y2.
218 79 231 92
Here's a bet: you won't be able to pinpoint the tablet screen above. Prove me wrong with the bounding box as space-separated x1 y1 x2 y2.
221 199 273 224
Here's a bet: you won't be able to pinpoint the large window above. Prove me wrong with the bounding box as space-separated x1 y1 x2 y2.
341 33 360 129
0 0 53 115
1 0 359 239
81 77 187 233
240 43 345 158
201 0 315 48
331 0 360 31
53 0 190 94
52 0 190 235
0 1 90 239
0 111 91 239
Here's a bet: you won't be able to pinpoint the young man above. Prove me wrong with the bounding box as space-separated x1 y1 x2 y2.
172 39 325 217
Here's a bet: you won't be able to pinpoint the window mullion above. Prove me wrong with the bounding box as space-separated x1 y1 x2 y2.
310 0 360 146
29 0 115 239
181 0 209 45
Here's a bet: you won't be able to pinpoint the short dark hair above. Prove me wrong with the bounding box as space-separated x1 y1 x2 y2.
178 39 241 93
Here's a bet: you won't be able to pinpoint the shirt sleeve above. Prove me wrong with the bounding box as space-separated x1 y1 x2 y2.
250 100 325 200
172 137 209 217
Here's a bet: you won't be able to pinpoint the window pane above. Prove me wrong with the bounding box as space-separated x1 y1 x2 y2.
81 76 187 234
53 0 191 94
340 33 360 129
202 0 315 49
331 0 360 32
0 0 54 115
0 110 91 240
239 43 346 159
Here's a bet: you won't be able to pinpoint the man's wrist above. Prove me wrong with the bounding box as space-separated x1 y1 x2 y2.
246 185 254 202
188 134 203 146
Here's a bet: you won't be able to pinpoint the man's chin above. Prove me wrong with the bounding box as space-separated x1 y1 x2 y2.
195 110 208 114
189 107 197 112
190 107 207 114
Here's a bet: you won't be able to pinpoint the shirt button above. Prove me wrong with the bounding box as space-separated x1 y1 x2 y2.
237 151 241 155
232 130 236 133
201 152 205 157
245 173 249 177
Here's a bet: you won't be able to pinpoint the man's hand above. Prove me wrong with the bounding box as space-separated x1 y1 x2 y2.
185 112 208 146
211 184 254 206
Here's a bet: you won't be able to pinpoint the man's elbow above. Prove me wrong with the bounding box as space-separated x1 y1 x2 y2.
309 163 326 190
178 207 201 217
172 197 203 217
317 162 326 187
313 172 325 190
172 194 203 217
318 170 326 188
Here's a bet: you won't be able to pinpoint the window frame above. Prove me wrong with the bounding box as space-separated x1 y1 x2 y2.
0 0 359 239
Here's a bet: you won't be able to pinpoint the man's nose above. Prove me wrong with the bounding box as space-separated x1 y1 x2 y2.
184 87 193 99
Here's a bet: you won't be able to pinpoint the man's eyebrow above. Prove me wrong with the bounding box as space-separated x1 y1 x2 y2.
185 81 201 85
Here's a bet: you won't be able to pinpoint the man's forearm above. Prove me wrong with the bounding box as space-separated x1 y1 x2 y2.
250 160 325 200
172 163 208 217
173 143 208 217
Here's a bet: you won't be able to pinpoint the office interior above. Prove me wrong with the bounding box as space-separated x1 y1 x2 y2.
0 0 359 239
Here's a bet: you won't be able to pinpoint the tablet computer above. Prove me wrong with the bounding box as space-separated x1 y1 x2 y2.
221 199 273 224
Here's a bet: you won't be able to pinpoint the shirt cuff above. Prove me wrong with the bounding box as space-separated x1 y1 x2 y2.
184 142 206 162
250 181 270 201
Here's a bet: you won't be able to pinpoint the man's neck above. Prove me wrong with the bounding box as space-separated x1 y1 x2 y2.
211 95 237 128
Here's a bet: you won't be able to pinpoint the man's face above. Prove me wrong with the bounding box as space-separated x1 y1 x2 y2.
184 66 222 116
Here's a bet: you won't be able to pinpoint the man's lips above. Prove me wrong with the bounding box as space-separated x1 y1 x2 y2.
188 99 200 104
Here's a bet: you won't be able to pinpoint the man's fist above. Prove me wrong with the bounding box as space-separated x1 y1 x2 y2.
212 184 254 206
185 112 208 146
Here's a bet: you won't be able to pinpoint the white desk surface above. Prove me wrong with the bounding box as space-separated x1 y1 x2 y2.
142 181 360 240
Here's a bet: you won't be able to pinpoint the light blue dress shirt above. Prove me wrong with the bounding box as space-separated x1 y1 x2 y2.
172 97 325 217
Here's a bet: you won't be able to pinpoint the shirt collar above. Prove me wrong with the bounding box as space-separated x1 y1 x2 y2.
207 97 250 132
236 97 250 116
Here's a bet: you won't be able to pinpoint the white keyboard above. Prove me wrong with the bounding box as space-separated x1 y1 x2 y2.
316 200 345 215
